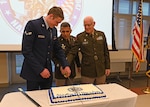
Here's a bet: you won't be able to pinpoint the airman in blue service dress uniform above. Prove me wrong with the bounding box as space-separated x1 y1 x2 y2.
67 16 110 85
53 22 81 86
20 6 71 91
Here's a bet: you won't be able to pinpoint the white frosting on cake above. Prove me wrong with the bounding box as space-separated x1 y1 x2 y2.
49 84 106 104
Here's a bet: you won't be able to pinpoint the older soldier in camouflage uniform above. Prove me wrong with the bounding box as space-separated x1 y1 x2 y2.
67 16 110 85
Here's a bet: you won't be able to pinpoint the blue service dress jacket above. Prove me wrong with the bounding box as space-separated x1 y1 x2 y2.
20 17 69 81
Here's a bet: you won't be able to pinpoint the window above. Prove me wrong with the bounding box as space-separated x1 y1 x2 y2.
118 0 130 14
16 54 24 74
143 2 149 16
114 0 150 49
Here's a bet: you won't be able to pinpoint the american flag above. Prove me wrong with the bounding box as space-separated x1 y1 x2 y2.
131 0 144 72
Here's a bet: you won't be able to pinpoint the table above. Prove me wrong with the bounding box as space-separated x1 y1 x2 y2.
0 83 137 107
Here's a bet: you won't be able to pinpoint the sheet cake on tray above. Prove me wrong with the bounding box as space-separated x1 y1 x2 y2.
48 84 106 105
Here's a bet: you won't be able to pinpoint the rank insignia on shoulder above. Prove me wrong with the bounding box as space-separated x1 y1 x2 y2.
24 31 32 36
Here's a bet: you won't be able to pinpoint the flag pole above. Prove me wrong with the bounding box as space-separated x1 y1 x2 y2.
129 53 134 89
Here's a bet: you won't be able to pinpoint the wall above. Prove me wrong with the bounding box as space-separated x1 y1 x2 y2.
0 53 9 87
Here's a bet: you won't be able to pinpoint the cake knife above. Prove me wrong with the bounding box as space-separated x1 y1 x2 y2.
64 74 83 103
67 76 83 104
67 76 74 85
63 73 74 85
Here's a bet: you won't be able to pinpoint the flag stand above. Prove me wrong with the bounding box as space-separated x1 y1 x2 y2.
143 70 150 94
143 76 150 94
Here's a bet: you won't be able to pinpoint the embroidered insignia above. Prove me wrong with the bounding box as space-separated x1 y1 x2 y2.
61 44 66 49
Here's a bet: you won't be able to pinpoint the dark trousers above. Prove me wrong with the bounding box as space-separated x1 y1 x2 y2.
26 77 53 91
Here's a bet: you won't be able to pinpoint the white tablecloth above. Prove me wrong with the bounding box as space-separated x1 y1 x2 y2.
0 83 137 107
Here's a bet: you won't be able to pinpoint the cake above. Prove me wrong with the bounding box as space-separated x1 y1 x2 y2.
48 84 106 104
